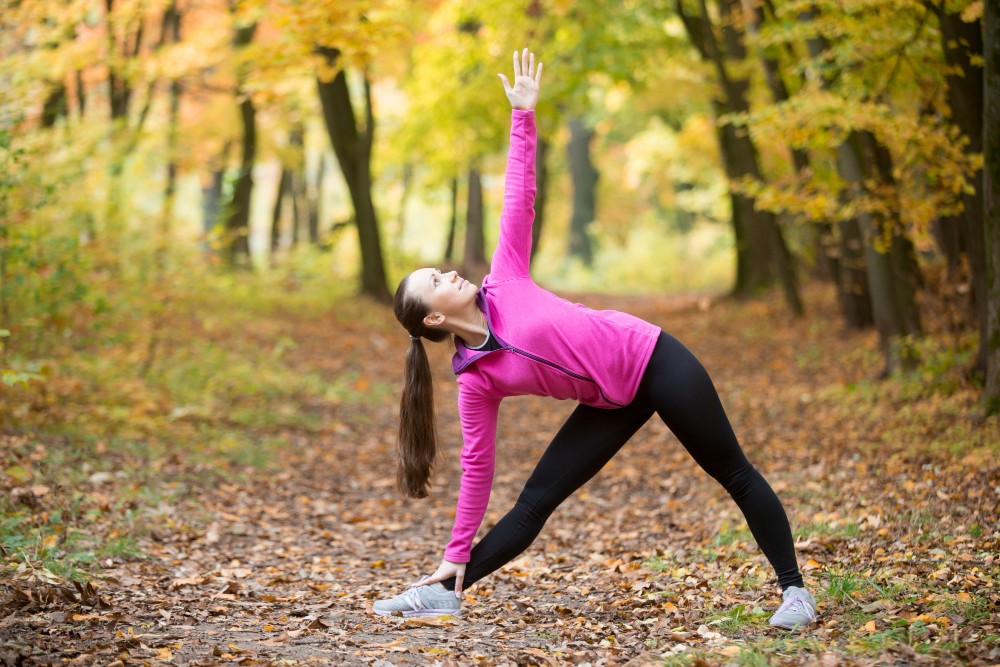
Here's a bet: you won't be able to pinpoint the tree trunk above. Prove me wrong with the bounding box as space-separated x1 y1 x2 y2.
676 0 802 311
308 154 324 245
271 168 291 254
159 2 181 270
837 216 875 328
444 176 458 264
75 70 86 116
984 0 1000 414
225 93 255 266
531 136 548 265
396 163 414 248
750 0 831 298
567 117 596 266
224 22 257 267
201 140 230 246
865 131 926 300
839 131 922 374
933 2 987 372
202 169 225 234
932 215 965 278
289 124 307 247
105 0 142 121
41 83 67 128
463 167 487 280
676 0 752 289
803 27 874 327
315 48 390 301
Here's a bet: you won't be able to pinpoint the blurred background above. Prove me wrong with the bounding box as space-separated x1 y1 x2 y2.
0 0 989 388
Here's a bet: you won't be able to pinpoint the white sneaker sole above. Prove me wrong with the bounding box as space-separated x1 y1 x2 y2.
373 607 462 617
768 617 814 629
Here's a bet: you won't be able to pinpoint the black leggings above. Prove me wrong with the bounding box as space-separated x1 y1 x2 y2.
442 331 804 592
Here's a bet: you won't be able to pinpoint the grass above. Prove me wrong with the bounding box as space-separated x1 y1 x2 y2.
714 525 752 546
644 555 671 572
0 256 375 586
793 521 861 540
820 571 865 603
704 604 768 632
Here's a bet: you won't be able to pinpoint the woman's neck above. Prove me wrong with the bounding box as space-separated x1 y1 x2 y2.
447 303 489 348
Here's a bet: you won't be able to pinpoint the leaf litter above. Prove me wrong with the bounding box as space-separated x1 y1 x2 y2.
0 286 997 665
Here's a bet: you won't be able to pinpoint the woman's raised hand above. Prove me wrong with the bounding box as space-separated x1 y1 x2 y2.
499 48 543 110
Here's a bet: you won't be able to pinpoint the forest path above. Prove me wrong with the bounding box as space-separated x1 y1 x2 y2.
3 288 996 666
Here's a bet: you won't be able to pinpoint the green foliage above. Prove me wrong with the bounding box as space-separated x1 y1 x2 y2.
822 569 866 603
704 604 767 632
643 555 671 571
714 524 752 546
731 0 982 241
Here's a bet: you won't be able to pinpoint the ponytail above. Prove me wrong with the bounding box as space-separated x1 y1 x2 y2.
397 338 437 498
393 274 450 498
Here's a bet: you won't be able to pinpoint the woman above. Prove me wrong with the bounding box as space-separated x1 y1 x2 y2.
373 48 817 630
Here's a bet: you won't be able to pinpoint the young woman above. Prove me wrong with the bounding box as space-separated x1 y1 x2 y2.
373 48 817 630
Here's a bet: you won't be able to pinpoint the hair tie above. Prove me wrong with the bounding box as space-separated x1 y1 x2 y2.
409 334 420 341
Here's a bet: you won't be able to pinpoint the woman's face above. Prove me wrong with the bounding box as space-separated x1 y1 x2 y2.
407 268 479 324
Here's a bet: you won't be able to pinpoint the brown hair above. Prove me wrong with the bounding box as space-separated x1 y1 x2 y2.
393 274 449 498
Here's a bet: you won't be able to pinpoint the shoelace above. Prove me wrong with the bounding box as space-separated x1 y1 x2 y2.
401 587 427 611
778 594 816 622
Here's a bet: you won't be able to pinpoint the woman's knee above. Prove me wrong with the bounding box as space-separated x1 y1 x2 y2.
714 462 760 499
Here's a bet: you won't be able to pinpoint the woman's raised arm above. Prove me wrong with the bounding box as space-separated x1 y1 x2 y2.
488 49 542 282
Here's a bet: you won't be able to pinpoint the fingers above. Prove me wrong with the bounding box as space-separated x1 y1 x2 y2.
535 61 543 86
453 571 464 598
501 48 542 83
410 573 441 587
498 73 511 92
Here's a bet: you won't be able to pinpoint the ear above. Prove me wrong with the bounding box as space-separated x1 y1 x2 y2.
423 312 446 328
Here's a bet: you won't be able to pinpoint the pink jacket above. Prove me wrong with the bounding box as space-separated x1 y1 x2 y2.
444 109 662 563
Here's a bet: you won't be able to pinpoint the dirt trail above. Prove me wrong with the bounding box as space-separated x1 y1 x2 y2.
2 290 997 666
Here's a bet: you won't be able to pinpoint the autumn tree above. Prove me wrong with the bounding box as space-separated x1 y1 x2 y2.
315 49 389 299
731 0 981 372
386 1 530 282
391 0 678 280
223 17 257 267
985 0 1000 414
675 0 803 314
269 0 417 300
928 0 986 372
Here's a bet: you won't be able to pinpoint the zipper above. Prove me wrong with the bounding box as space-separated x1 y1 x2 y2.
506 345 625 408
507 346 593 384
456 290 627 408
498 335 626 408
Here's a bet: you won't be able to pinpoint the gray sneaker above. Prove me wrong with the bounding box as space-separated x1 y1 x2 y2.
768 586 817 629
372 580 462 617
